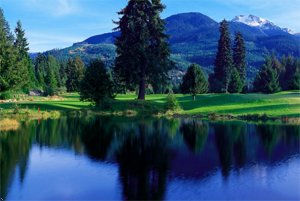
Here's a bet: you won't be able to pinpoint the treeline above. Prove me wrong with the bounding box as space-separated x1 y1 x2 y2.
34 54 85 95
253 55 300 93
0 8 87 98
1 1 300 105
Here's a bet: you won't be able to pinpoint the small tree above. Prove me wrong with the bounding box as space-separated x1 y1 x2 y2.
180 64 208 101
80 59 115 107
44 65 58 96
253 58 281 94
228 68 243 93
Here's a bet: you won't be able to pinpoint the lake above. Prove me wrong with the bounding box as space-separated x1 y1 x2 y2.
1 116 299 200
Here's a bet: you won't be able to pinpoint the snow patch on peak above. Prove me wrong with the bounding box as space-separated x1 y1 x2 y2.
232 14 295 34
232 14 270 27
282 28 295 34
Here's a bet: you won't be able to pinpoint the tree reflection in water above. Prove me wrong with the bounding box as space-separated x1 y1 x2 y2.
0 117 299 200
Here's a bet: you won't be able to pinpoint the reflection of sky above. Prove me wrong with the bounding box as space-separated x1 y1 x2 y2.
7 146 122 200
166 157 300 200
6 146 300 200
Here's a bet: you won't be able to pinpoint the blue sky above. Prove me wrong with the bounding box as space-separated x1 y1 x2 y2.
1 0 299 52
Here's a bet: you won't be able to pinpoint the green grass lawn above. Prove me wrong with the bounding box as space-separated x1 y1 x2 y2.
0 91 299 118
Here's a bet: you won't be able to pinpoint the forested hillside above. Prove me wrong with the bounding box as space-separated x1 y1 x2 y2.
42 12 300 81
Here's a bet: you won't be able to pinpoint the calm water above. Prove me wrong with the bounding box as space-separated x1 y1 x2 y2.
1 117 300 200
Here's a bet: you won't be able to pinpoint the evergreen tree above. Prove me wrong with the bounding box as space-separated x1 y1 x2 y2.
80 59 115 106
44 63 58 96
180 64 208 101
253 57 281 93
209 20 233 93
271 54 283 73
228 68 243 93
290 59 300 90
66 56 85 92
47 55 61 88
0 8 16 92
280 56 298 90
14 21 35 88
114 0 172 100
34 53 47 87
59 61 67 88
233 32 246 89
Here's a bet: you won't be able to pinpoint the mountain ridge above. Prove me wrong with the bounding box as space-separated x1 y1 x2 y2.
43 12 300 80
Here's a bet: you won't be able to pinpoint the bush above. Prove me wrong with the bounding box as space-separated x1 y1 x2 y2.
0 91 26 100
165 93 180 111
0 91 14 100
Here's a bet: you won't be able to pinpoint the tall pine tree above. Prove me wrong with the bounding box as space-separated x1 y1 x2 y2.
0 8 16 92
232 32 246 90
114 0 171 100
14 21 35 88
209 20 233 93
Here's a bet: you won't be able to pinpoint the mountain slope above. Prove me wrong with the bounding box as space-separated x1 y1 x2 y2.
44 12 300 80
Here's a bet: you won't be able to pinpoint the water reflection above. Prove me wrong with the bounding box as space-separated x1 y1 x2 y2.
0 117 299 200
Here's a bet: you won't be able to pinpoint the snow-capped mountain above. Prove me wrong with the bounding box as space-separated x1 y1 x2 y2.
232 15 293 34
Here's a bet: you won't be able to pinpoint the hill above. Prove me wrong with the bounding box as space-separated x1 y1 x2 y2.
42 12 300 81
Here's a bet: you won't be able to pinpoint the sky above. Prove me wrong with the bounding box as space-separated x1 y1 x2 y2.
1 0 299 52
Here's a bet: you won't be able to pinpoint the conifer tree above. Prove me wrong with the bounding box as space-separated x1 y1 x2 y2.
271 54 283 73
114 0 171 100
290 59 300 90
80 59 115 106
44 64 58 96
0 8 16 92
34 53 47 87
253 57 281 93
180 64 208 101
228 68 243 93
233 32 246 88
14 20 35 88
209 20 233 93
66 56 85 92
280 56 298 90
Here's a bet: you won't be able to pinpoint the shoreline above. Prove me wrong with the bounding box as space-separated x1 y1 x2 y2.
1 108 299 125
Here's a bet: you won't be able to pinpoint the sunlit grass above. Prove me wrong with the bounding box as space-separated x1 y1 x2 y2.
0 91 299 118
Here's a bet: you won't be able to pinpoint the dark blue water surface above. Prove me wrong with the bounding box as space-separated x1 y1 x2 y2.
1 117 299 200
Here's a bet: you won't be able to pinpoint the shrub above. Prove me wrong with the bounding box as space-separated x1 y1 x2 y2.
0 91 14 100
165 93 180 111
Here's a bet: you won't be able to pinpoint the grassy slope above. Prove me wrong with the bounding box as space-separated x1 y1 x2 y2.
0 91 299 118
